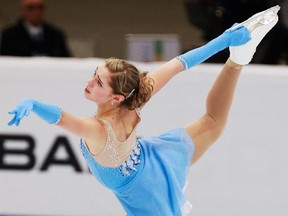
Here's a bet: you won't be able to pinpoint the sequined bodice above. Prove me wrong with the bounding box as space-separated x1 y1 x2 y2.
80 109 142 188
93 118 138 167
80 139 142 191
83 108 140 167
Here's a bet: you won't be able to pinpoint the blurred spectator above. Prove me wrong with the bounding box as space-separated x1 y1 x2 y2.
184 0 288 64
0 0 71 57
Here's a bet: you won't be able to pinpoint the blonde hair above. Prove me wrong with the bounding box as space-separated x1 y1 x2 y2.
105 58 154 110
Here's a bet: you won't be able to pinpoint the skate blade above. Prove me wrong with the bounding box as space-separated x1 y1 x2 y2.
230 5 280 32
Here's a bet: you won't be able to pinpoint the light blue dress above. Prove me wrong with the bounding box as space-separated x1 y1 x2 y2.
80 127 195 216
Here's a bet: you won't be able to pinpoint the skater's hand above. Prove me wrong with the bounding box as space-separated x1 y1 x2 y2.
224 24 251 46
8 99 35 126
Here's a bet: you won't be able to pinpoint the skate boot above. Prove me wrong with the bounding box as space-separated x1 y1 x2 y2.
229 5 280 65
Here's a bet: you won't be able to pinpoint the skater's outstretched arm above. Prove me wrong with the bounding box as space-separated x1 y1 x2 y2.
7 99 104 143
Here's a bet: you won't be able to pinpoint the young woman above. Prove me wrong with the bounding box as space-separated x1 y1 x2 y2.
8 7 279 216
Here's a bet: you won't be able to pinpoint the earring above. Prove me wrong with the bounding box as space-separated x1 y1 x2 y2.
111 101 114 106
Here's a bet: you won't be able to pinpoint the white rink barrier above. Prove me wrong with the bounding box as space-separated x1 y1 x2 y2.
0 57 288 216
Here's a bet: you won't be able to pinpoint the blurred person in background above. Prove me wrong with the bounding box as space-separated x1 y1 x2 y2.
0 0 71 57
184 0 287 64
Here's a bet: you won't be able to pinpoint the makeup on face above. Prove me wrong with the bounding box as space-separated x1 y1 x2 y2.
84 65 112 101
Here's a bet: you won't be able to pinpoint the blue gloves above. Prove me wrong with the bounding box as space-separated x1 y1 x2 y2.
8 99 62 126
177 25 251 70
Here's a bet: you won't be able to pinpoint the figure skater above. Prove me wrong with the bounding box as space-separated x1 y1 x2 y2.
8 6 279 216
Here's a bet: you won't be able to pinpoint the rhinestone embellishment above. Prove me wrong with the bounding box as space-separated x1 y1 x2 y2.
119 143 141 177
103 124 121 165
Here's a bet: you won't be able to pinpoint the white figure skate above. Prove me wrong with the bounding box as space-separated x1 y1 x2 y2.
229 5 280 65
231 5 280 32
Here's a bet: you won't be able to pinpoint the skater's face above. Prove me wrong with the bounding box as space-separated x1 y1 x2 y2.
84 64 113 105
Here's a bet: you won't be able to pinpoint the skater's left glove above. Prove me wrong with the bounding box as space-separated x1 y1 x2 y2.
177 24 251 70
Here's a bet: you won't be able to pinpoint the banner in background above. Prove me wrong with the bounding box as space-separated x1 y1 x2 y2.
126 34 180 62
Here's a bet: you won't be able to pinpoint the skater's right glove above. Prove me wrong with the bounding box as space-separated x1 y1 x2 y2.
8 99 62 126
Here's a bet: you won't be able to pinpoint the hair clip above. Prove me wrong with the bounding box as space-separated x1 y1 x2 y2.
126 89 135 99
